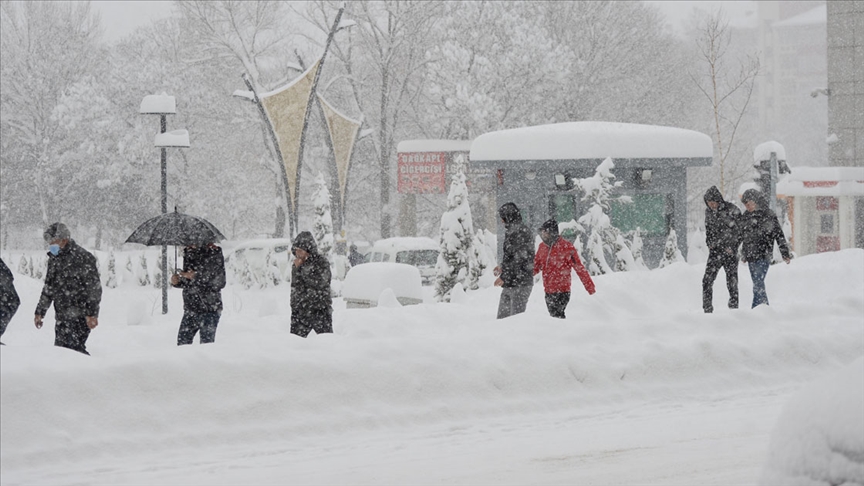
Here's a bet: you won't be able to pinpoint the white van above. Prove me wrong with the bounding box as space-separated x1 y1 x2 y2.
363 237 439 284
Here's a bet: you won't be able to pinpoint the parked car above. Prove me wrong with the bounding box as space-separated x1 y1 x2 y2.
225 238 294 277
363 237 439 284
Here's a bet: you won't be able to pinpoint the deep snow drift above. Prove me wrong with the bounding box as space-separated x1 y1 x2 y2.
1 249 862 485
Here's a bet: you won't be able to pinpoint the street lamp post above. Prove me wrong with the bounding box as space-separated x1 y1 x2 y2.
139 93 189 314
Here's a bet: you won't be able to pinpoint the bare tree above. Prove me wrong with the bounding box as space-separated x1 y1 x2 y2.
0 1 101 227
176 0 296 237
690 10 759 195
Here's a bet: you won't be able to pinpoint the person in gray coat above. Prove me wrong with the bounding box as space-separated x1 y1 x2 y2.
34 223 102 355
494 203 535 319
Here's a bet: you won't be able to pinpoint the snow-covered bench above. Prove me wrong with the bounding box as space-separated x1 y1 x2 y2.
342 262 423 308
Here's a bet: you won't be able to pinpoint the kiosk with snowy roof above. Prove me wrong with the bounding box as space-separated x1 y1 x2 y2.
777 167 864 255
470 122 713 268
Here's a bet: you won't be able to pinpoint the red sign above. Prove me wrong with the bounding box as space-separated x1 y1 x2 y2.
397 152 446 194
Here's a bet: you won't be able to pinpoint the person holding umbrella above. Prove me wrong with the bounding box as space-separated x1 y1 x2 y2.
34 223 102 355
171 242 226 345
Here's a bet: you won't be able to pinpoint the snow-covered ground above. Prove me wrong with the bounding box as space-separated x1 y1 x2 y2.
1 249 862 485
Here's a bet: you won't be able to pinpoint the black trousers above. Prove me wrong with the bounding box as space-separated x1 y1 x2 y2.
291 309 333 337
544 292 571 319
55 317 91 355
702 251 739 312
178 311 221 345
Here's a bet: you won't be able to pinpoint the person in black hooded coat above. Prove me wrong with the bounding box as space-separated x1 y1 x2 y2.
290 231 333 337
702 186 742 313
493 202 535 319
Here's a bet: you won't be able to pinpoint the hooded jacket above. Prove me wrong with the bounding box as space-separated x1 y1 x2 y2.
173 244 225 313
740 207 792 262
291 231 332 315
35 240 102 320
0 258 20 321
704 186 742 254
533 223 595 294
498 203 535 288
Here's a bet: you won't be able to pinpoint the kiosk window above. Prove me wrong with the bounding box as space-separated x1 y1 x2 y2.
610 194 666 236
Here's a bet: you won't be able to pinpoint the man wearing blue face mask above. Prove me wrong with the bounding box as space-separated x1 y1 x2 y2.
34 222 102 355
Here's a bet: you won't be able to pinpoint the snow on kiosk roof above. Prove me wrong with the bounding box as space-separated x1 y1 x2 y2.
397 139 472 153
470 122 713 163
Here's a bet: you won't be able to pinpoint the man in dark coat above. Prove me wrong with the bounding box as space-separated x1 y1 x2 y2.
494 202 535 319
171 243 226 345
348 244 364 267
290 231 333 337
739 189 792 308
0 257 21 345
702 186 742 313
34 223 102 355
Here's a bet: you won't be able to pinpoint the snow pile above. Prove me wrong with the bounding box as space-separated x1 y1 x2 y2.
753 140 786 163
760 357 864 486
1 249 863 484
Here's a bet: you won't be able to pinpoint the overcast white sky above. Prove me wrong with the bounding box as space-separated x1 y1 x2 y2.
92 1 758 43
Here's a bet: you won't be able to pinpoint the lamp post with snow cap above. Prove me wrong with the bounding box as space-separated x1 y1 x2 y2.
139 93 190 314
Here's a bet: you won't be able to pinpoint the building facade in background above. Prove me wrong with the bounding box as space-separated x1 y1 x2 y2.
826 0 864 168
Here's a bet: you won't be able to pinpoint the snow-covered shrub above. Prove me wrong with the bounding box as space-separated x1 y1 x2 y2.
435 156 475 302
626 228 649 270
658 228 685 268
312 172 334 262
152 252 164 289
105 250 118 288
137 254 150 286
18 255 28 276
760 357 864 486
571 157 636 275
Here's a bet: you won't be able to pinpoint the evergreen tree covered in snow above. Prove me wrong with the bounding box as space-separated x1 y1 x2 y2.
18 255 28 276
658 228 685 268
106 250 118 288
572 157 636 275
312 172 334 263
137 254 150 286
467 229 492 290
435 157 475 302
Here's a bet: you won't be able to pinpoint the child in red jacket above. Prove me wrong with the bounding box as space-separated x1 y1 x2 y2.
533 219 595 318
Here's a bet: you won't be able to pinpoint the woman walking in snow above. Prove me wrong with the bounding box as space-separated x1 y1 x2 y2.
533 219 595 318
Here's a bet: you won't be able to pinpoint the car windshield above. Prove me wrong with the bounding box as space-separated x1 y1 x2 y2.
396 250 438 266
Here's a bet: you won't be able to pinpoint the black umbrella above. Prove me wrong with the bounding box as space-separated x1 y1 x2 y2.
126 210 225 247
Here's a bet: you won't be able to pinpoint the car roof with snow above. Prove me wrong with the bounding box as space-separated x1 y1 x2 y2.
368 237 438 252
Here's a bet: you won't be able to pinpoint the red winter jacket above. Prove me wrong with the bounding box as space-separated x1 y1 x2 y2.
533 237 596 295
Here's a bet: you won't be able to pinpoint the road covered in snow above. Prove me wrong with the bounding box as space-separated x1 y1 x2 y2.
1 249 862 485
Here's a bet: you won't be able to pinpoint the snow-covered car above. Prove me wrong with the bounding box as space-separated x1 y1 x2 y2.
225 238 294 277
363 237 439 284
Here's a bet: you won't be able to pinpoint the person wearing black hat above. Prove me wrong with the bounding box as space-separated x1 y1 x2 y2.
0 258 20 345
290 231 333 337
493 203 535 319
171 242 226 345
739 188 792 308
702 186 742 313
533 219 595 318
34 222 102 355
